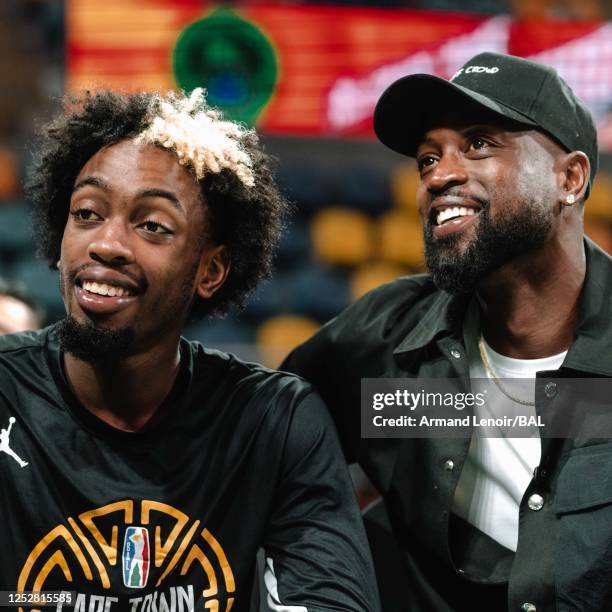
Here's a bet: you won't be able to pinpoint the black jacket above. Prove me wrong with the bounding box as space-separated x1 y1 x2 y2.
283 238 612 612
0 326 380 611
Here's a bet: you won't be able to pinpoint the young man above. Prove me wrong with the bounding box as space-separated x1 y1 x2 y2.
0 90 379 611
284 53 612 611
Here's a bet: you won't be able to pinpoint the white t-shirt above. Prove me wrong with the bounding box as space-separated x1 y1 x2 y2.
452 305 566 551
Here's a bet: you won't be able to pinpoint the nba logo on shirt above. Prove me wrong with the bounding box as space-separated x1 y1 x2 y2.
122 527 150 588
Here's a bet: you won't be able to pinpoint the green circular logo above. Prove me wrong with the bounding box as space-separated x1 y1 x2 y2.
173 8 279 126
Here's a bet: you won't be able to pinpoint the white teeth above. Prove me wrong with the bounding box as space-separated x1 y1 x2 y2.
436 206 478 226
82 281 131 297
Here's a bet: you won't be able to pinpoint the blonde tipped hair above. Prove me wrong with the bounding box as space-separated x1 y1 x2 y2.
135 88 255 187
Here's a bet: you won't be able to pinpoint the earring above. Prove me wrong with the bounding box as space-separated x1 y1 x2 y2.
565 194 575 206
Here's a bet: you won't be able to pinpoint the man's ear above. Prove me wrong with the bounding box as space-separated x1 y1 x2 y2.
560 151 590 204
196 245 230 300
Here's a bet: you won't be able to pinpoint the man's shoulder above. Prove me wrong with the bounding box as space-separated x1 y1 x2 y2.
323 272 442 339
0 327 49 357
0 328 52 398
186 339 315 404
354 272 439 310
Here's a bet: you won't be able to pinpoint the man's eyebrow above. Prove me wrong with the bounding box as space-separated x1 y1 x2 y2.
416 136 437 150
461 124 493 134
135 188 186 216
72 176 110 193
459 123 512 137
72 179 186 216
417 123 511 150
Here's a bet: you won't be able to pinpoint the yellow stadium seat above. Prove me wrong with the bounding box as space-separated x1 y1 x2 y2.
350 262 409 302
256 315 320 368
390 162 420 218
376 210 425 269
586 172 612 222
310 207 374 266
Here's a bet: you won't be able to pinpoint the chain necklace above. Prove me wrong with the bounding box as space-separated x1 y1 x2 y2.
478 335 535 407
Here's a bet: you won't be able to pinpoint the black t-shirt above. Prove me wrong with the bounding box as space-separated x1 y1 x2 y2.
0 325 378 612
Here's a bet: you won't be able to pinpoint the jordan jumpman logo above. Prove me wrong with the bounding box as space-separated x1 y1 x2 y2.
0 417 28 468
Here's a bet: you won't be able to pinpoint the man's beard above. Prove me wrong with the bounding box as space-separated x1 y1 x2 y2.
424 197 553 294
57 315 135 363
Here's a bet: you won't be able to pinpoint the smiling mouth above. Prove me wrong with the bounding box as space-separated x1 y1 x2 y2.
434 205 480 226
77 280 137 298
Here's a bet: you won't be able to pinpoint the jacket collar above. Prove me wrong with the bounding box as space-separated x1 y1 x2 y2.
563 237 612 376
393 237 612 376
393 290 462 355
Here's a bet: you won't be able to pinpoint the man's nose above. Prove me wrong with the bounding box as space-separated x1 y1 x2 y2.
87 220 134 266
426 152 468 194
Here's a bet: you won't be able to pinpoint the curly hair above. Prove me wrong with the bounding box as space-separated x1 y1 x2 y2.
25 89 288 318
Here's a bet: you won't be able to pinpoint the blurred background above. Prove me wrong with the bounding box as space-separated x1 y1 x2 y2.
1 0 611 368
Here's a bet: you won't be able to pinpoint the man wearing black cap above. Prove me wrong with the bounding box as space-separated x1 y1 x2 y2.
283 52 612 611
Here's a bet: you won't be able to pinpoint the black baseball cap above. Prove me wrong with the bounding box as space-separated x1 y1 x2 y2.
374 52 598 192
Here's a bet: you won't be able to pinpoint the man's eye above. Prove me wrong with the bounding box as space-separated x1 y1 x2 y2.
141 221 171 235
469 138 488 150
417 156 437 171
71 209 99 221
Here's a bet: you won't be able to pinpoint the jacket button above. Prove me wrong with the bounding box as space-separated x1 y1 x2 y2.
521 604 537 612
528 493 544 511
544 382 557 398
450 349 461 359
444 459 455 471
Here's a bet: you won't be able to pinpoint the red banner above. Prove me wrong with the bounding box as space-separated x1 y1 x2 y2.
67 1 612 150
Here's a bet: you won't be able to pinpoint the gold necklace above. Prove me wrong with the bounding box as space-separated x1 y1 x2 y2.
478 335 535 407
